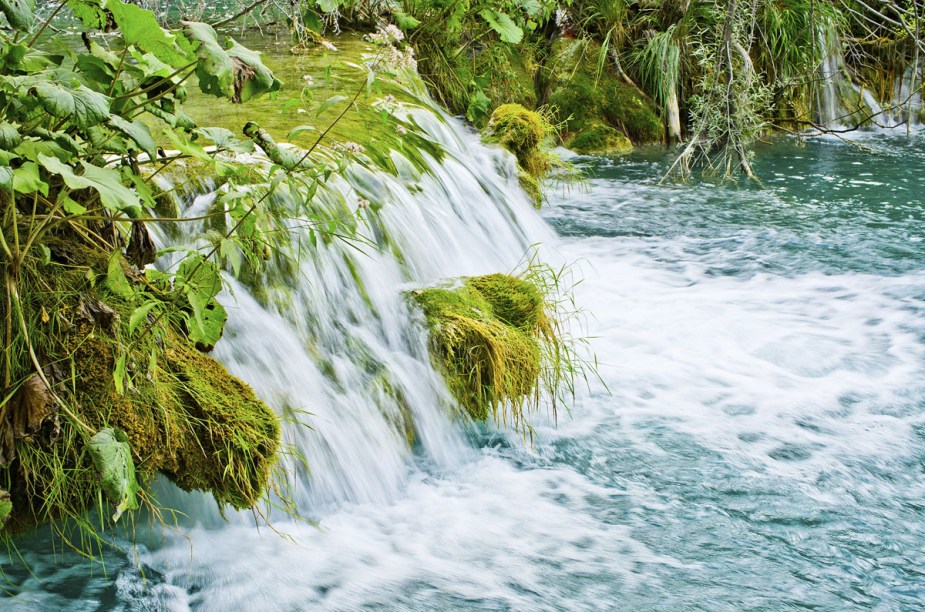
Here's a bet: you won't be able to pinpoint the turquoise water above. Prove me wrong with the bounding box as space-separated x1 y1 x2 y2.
3 131 924 610
541 133 925 608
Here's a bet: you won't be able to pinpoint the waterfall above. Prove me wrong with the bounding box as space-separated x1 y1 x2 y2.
816 28 923 130
152 104 558 518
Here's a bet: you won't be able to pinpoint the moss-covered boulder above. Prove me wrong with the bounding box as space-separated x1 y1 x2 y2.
567 123 633 155
483 104 552 207
408 274 552 426
1 233 280 535
544 39 663 145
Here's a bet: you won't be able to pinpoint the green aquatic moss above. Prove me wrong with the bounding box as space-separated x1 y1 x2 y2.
408 274 551 426
568 123 633 155
518 170 542 208
485 103 550 178
2 232 281 535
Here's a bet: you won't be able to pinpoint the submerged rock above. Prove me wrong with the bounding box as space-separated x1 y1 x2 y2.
567 122 633 155
483 103 551 207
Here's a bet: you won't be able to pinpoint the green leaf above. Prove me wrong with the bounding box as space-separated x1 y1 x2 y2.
86 428 141 522
0 0 34 31
184 21 235 98
109 116 156 159
176 253 222 301
393 12 421 29
106 251 133 298
316 94 347 118
66 0 107 29
112 352 126 395
316 0 337 12
13 162 47 195
478 9 523 44
107 0 191 67
0 122 21 149
129 301 158 335
32 83 111 128
38 155 141 216
225 39 281 103
194 127 254 153
185 297 226 351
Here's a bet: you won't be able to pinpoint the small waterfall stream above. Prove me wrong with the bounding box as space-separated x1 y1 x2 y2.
816 28 922 129
155 106 558 517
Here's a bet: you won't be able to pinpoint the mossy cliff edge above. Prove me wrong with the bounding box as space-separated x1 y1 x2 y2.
407 273 556 430
0 234 280 535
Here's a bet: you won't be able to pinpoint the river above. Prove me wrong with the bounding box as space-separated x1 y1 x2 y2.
3 84 924 609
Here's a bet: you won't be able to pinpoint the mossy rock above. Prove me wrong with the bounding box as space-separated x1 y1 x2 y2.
2 232 281 534
544 39 663 144
407 274 549 424
484 103 549 178
567 123 633 155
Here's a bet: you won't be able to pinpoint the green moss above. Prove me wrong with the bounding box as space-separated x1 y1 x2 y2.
518 170 542 208
3 231 281 535
568 123 633 155
544 39 663 144
485 103 550 178
407 274 551 427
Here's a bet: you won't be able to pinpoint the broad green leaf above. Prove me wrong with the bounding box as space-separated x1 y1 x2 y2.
0 167 12 191
393 12 421 29
316 0 337 12
107 0 191 67
0 122 20 149
15 137 72 163
61 196 87 214
184 21 234 98
301 9 323 33
106 251 133 298
13 162 47 195
39 155 141 216
194 127 254 153
66 0 106 29
478 9 523 44
129 301 158 335
109 116 156 158
32 83 111 128
87 428 141 522
225 39 281 103
163 128 213 162
0 0 34 31
185 297 226 351
176 253 222 301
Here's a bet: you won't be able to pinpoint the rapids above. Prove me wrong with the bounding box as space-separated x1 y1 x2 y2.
4 118 924 609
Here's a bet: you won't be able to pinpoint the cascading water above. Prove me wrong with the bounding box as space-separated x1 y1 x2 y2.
160 109 559 514
816 27 922 129
5 56 925 611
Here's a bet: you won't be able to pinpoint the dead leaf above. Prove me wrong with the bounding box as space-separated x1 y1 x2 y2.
76 295 117 329
11 374 58 442
125 221 157 268
232 57 256 104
